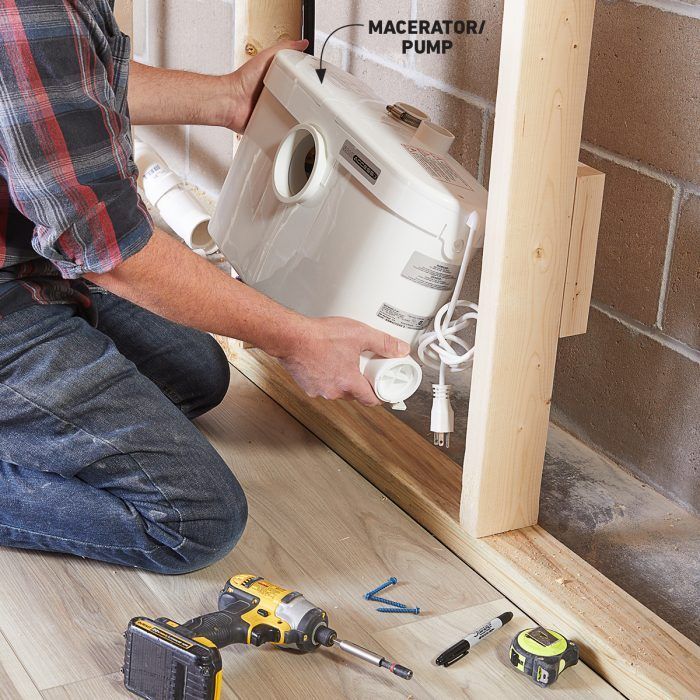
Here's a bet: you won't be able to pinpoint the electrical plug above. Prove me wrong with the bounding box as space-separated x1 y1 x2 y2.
431 384 454 448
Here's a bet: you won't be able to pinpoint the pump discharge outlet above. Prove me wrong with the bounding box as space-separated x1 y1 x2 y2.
210 50 487 428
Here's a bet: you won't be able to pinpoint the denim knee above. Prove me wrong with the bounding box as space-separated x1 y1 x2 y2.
151 473 248 575
185 335 231 419
202 473 248 563
139 448 248 574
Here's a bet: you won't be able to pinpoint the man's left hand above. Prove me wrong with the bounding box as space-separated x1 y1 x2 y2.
222 39 308 134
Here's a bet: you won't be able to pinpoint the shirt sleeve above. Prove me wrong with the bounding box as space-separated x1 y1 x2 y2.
0 1 153 279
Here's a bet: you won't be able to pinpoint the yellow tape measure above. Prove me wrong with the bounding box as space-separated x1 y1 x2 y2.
509 627 579 687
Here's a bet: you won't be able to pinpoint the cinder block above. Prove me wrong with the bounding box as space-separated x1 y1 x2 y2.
113 0 133 39
460 251 482 303
553 308 700 513
130 1 235 196
138 0 234 73
314 34 348 70
414 0 503 103
581 151 673 326
481 111 494 187
663 193 700 350
348 55 484 176
131 0 147 59
316 0 414 67
583 2 700 183
188 125 234 196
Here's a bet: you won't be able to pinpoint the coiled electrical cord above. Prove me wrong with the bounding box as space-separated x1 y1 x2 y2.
416 213 480 446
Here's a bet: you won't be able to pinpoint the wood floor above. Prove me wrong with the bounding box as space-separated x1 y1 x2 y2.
0 369 620 699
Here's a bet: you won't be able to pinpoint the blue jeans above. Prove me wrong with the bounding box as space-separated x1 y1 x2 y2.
0 291 247 574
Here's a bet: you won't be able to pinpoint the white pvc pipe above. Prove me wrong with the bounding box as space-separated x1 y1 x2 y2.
133 139 218 254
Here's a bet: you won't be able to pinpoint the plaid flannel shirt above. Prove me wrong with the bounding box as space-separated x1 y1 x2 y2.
0 0 153 322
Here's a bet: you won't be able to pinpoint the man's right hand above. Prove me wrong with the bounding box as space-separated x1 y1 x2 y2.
278 316 411 407
87 229 410 407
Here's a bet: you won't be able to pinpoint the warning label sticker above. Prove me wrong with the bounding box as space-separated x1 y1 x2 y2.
402 144 473 191
377 303 432 330
401 251 460 291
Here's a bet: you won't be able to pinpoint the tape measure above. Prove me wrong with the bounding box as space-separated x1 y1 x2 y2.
509 627 579 687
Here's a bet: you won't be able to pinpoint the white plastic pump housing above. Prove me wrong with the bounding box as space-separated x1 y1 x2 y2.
210 51 488 403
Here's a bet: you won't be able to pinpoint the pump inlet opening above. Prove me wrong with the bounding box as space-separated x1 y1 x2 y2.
289 134 315 195
272 124 327 203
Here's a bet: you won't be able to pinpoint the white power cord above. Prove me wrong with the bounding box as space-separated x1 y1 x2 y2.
417 212 480 448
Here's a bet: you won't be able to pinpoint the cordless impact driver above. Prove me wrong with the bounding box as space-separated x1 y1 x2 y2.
123 574 413 699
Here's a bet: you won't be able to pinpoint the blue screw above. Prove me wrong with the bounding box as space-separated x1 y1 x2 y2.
368 596 407 608
376 607 421 615
364 577 398 600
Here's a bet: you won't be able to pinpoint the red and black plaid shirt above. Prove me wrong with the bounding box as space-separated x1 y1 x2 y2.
0 0 153 321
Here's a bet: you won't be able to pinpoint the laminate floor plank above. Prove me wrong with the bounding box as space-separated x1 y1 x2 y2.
0 552 164 690
41 673 129 700
0 369 619 699
0 632 41 700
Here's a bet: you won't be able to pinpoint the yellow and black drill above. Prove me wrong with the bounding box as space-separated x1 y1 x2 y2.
123 574 413 700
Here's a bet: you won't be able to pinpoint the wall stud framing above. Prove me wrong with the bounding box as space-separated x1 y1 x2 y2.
461 0 597 537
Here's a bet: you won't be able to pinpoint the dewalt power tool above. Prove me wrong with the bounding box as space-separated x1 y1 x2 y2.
509 627 579 687
123 574 413 699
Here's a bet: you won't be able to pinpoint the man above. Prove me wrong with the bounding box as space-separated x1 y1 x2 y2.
0 1 408 574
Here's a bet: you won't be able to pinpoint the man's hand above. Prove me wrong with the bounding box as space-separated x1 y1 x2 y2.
128 40 308 131
278 317 411 407
87 230 409 407
223 39 308 133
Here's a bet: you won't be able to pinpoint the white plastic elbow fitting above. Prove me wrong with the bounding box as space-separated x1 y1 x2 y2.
134 140 217 254
359 352 423 405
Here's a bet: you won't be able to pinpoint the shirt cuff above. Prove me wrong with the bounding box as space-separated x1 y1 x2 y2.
35 190 154 280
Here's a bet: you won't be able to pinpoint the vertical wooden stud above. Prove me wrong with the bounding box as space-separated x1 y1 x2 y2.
234 1 303 69
461 0 596 537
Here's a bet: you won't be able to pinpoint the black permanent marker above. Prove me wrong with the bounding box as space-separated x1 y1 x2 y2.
435 611 514 667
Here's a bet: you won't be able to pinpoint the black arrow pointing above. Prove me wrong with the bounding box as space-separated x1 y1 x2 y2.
316 23 365 83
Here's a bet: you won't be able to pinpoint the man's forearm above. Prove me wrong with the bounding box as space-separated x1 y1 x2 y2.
86 227 409 406
128 40 307 133
128 62 232 128
86 229 305 358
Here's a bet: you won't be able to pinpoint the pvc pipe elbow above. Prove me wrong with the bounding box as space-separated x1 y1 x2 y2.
135 139 217 254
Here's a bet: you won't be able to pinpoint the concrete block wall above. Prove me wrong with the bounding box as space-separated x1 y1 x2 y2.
126 1 698 512
128 0 237 196
316 0 700 513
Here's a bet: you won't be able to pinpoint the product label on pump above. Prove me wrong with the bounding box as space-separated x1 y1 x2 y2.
377 303 432 330
401 144 473 191
340 140 381 185
401 251 460 291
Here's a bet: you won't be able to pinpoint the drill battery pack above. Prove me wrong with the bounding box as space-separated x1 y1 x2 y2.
123 618 223 700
